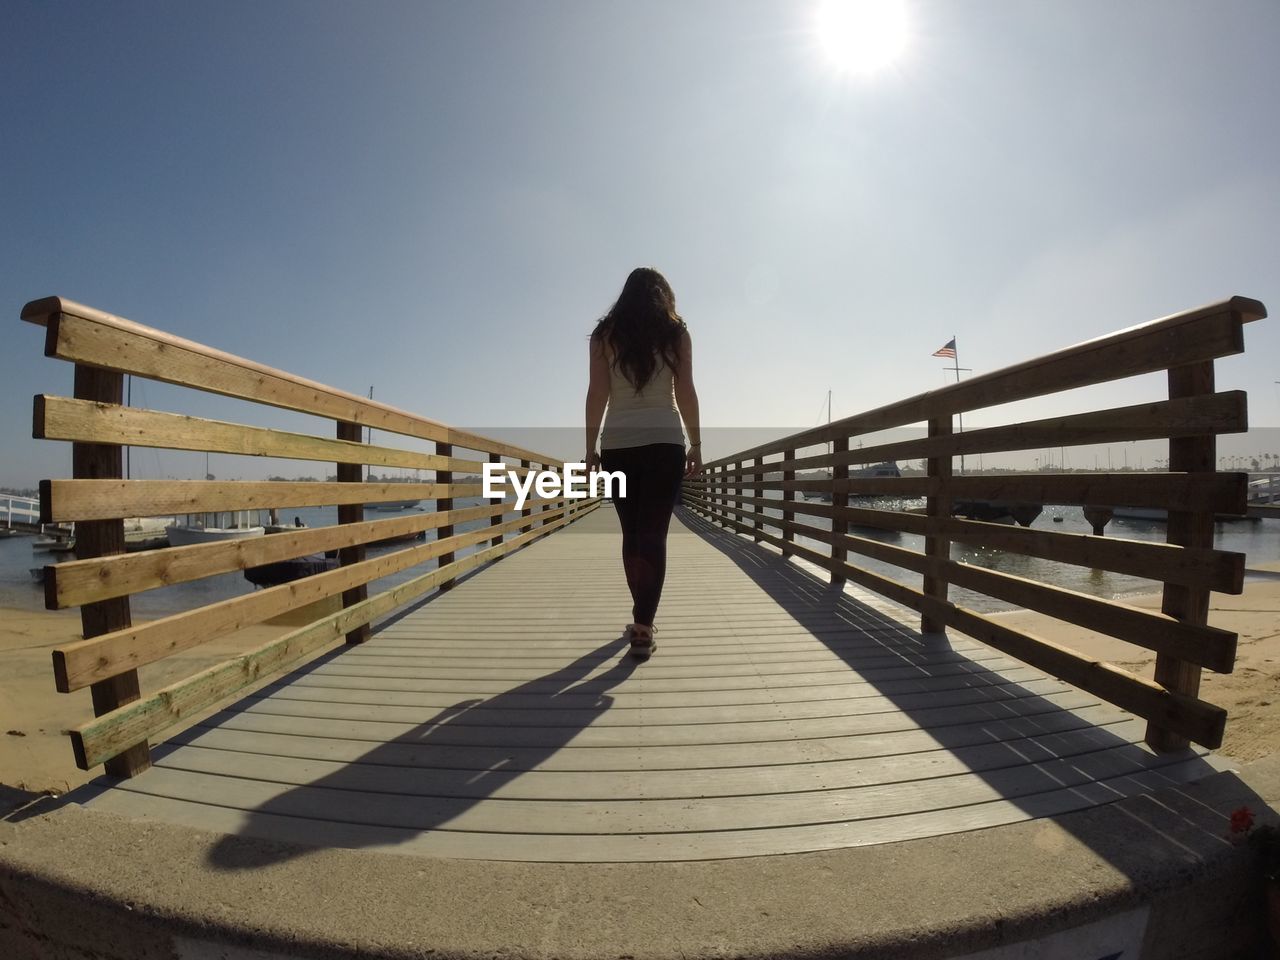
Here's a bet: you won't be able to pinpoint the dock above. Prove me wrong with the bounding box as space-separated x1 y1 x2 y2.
81 505 1225 862
3 294 1278 959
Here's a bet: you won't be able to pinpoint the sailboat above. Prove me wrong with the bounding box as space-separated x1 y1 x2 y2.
41 376 175 553
363 387 422 512
166 451 265 544
804 391 901 501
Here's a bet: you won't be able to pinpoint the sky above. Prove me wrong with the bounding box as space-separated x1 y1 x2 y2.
1 0 1278 489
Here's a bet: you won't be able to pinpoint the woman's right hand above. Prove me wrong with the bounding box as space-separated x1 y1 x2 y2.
684 446 703 477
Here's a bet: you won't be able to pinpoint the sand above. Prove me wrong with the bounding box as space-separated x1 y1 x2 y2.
2 565 1278 806
0 604 339 798
991 561 1280 764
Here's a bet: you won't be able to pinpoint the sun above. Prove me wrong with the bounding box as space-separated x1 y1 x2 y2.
814 0 909 76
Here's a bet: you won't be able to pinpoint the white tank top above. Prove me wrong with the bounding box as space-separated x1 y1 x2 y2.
601 352 686 450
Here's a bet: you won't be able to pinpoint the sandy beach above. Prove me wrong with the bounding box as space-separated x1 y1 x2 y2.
0 606 336 799
2 565 1278 803
992 561 1280 764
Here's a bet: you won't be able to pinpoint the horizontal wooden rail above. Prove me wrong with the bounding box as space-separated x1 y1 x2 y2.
682 297 1269 750
24 295 604 775
713 392 1248 478
685 507 1227 748
683 489 1243 593
69 503 598 769
723 472 1247 514
51 500 587 692
43 496 576 609
35 396 507 475
705 297 1264 468
40 478 490 523
22 297 560 466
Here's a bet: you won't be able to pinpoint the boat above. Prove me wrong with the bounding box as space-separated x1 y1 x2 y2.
244 553 337 588
803 462 903 502
362 387 422 512
123 516 172 550
32 517 173 553
953 500 1043 527
31 528 75 552
1111 506 1168 522
1249 475 1280 506
166 511 267 546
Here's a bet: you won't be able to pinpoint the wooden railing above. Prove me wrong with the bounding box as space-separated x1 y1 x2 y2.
23 296 600 778
682 296 1266 752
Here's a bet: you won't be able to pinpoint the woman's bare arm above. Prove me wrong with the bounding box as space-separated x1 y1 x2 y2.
585 336 610 468
673 329 702 475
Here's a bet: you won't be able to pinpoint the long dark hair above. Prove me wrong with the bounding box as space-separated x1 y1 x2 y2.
591 267 686 392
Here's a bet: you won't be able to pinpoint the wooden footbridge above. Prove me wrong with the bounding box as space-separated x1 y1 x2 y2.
21 294 1267 864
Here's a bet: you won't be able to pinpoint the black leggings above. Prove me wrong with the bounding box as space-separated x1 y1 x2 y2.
600 443 686 627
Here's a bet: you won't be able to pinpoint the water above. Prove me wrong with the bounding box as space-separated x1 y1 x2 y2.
0 499 501 618
720 495 1280 612
4 499 1278 617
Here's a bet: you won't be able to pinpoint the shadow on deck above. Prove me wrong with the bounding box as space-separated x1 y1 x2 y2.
69 506 1233 871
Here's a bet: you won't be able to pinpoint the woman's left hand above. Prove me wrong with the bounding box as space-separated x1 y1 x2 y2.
684 447 703 477
586 450 601 473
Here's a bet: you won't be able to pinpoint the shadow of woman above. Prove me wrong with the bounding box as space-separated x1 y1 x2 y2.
206 634 636 870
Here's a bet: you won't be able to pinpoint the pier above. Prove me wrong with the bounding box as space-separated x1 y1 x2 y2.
0 493 41 535
3 294 1278 959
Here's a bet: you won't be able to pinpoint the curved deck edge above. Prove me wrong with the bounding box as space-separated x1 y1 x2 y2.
2 753 1278 960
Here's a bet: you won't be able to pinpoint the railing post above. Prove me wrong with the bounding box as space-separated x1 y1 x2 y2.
336 421 370 644
753 456 764 542
781 448 795 558
436 442 455 592
489 453 504 548
1147 361 1217 751
830 438 848 584
710 464 720 523
71 364 150 777
520 459 532 532
921 416 954 634
737 463 747 529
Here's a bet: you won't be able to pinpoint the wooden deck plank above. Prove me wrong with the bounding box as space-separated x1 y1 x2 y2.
104 744 1217 836
167 702 1140 772
153 719 1185 801
253 663 1053 708
84 506 1226 862
228 676 1076 727
87 757 1220 862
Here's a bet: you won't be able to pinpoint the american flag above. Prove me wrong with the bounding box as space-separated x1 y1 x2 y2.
932 338 956 359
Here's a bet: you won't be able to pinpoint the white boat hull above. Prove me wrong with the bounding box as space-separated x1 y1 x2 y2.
166 525 266 546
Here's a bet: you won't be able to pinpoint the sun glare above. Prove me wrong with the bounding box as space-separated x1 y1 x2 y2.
814 0 909 76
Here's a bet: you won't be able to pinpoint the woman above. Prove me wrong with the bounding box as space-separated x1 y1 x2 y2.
585 267 702 661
